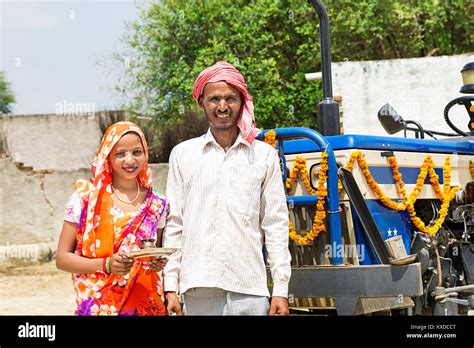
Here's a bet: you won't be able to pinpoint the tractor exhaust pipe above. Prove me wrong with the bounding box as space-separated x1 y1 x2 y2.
308 0 340 136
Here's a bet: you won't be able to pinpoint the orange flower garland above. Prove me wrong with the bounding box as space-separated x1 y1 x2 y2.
347 151 460 235
264 130 277 148
263 130 328 245
347 152 407 211
470 161 474 179
405 156 459 235
263 129 461 240
286 156 317 195
286 153 328 245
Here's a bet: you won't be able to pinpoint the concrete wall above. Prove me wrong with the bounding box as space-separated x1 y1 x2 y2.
332 53 473 137
1 113 102 171
0 158 168 263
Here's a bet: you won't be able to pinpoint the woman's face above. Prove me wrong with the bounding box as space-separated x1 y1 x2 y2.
109 132 146 181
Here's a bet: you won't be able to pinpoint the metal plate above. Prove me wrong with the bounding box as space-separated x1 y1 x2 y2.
130 248 178 260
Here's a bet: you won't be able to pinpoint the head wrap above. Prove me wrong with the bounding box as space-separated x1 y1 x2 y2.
73 121 152 258
192 61 261 144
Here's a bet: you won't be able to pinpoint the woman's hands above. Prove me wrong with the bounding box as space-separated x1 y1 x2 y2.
108 253 168 276
109 253 134 276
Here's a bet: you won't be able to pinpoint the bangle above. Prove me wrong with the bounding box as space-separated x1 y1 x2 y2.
102 258 107 273
105 257 111 274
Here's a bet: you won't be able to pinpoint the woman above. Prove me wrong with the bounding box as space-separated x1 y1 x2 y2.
56 121 167 316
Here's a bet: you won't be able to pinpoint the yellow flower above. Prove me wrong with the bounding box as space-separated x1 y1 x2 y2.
346 152 459 235
271 136 463 240
287 152 329 245
264 130 277 148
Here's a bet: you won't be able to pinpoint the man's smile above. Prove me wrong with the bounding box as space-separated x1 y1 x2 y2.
216 113 231 119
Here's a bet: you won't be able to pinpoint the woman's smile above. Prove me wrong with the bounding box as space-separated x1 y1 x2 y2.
123 166 138 173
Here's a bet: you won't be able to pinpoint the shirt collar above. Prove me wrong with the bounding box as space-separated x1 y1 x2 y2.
202 128 251 150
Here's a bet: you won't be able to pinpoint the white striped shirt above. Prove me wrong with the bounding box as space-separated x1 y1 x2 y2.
163 129 291 297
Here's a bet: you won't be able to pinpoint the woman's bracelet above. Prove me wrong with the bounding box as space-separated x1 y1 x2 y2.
105 257 111 274
102 257 107 273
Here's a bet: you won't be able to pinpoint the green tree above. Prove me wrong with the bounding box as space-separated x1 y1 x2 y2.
120 0 324 130
326 0 472 60
117 0 472 159
0 71 15 115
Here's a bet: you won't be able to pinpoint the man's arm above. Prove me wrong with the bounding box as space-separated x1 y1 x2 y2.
260 148 292 315
163 147 184 315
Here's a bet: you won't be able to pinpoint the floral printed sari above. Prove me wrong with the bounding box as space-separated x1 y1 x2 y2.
71 122 167 316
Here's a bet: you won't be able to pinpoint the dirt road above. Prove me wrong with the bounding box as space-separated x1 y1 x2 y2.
0 261 76 315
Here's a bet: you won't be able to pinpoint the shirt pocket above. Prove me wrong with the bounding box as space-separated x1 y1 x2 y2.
227 163 265 217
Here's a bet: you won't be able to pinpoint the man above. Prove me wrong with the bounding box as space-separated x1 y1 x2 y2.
163 61 291 315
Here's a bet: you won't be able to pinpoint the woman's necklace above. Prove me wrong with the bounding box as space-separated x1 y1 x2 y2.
112 181 140 204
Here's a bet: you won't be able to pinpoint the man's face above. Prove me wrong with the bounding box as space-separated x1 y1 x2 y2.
198 81 242 132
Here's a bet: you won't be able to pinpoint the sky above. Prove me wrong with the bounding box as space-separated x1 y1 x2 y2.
1 0 144 115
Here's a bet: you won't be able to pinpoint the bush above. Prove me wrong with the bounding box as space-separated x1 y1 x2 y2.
144 111 208 163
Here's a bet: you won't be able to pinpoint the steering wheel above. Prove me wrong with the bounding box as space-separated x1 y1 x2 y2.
444 96 474 136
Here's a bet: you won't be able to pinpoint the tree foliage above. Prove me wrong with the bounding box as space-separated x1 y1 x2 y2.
0 71 15 115
118 0 472 159
327 0 472 61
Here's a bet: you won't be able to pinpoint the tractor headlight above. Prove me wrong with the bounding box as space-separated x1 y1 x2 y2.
460 62 474 94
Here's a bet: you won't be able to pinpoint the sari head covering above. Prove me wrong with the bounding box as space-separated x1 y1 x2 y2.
71 121 167 316
192 61 261 144
73 121 152 258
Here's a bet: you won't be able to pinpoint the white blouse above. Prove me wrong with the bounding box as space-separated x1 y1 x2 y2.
63 191 166 229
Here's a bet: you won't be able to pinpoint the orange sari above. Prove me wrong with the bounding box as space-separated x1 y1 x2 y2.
71 122 167 316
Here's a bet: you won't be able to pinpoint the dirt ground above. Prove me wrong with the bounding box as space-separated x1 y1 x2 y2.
0 260 76 315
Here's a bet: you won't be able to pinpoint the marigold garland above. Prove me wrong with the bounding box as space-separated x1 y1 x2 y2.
263 130 329 245
264 130 277 148
347 151 460 235
470 161 474 179
263 129 461 241
286 153 328 245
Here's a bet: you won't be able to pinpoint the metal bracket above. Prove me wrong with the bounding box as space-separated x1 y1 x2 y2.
381 151 394 157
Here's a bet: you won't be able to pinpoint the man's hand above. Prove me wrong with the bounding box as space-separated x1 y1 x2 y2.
149 257 168 272
165 292 183 316
268 296 289 316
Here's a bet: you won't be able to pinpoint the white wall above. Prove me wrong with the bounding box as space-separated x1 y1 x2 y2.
332 54 473 137
1 114 102 170
0 159 169 257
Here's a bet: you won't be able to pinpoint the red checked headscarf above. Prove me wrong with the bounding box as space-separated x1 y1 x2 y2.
192 61 261 144
73 121 152 258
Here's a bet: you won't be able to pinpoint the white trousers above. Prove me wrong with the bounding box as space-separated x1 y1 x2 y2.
182 287 270 315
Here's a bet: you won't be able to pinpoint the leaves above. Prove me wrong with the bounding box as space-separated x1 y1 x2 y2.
116 0 471 159
0 71 15 115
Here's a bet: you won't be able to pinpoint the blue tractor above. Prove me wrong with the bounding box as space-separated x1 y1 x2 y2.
261 0 474 315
